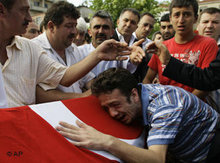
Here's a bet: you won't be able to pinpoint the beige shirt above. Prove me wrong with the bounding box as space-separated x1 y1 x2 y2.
1 36 67 107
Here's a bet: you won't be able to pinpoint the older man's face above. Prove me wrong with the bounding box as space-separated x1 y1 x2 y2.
197 12 220 41
2 0 32 36
117 11 139 38
89 17 113 48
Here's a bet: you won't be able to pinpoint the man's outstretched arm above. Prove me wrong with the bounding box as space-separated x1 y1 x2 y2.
56 121 167 163
146 42 220 91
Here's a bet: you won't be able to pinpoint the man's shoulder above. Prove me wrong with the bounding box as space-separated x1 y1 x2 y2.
15 36 42 49
31 33 48 48
193 35 216 44
78 43 93 52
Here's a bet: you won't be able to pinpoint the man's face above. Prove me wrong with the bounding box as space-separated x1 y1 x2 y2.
135 15 155 39
98 89 141 125
160 21 175 40
197 13 220 41
73 30 86 46
2 0 32 36
89 17 113 48
117 11 139 37
170 6 197 36
22 22 40 39
53 16 77 48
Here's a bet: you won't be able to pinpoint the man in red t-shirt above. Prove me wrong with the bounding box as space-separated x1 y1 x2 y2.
143 0 218 100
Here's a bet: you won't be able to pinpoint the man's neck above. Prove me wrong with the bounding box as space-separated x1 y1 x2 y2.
92 42 98 48
174 32 195 44
46 31 66 60
135 31 142 40
120 34 131 44
0 36 14 65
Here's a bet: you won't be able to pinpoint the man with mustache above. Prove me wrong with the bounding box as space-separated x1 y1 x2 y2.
0 0 131 107
32 1 96 102
143 0 218 101
78 10 144 76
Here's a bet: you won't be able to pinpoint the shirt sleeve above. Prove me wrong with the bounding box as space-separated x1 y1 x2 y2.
147 104 183 146
37 51 68 91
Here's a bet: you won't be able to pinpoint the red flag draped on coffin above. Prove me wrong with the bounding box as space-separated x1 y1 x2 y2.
0 96 144 163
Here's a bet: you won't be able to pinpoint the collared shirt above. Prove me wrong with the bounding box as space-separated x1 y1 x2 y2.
32 33 95 93
0 68 8 108
217 37 220 47
1 36 67 107
133 32 152 49
140 84 219 162
78 43 137 76
115 28 136 46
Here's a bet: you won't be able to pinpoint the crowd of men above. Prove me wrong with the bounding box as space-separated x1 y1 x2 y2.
0 0 220 162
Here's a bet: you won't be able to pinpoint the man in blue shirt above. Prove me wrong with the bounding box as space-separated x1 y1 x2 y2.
57 68 220 163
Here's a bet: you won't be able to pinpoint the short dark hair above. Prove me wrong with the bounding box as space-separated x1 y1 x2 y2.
91 68 139 101
169 0 198 18
199 7 220 22
91 10 114 27
160 13 170 23
141 12 155 20
0 0 16 10
120 8 140 22
43 1 80 29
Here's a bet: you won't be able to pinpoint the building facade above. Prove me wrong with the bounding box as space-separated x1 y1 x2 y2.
30 0 67 25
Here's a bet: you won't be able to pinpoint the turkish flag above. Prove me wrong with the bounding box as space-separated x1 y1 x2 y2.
0 96 144 163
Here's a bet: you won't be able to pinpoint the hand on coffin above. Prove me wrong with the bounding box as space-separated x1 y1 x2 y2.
56 120 113 151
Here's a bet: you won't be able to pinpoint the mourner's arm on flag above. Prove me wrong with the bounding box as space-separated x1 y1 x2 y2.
60 40 131 87
56 121 167 163
36 85 91 103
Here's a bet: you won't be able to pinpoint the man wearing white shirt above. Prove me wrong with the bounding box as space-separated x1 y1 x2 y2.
112 8 140 46
78 10 143 76
0 0 131 107
133 12 155 82
0 68 7 108
32 1 96 103
134 12 155 49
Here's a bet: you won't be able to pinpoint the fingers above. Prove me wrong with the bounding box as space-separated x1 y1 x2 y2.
58 130 82 142
132 38 145 46
59 121 78 130
115 56 129 61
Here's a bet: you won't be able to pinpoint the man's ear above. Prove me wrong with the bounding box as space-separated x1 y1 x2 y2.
131 88 139 102
47 21 55 32
0 3 6 16
88 28 92 37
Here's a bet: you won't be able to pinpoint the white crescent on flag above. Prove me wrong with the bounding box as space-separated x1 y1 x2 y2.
0 96 145 162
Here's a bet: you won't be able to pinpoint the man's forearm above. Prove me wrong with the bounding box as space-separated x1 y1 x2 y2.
163 56 220 91
106 136 166 163
36 86 90 103
60 51 100 87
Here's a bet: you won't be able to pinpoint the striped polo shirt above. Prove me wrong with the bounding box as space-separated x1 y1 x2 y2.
140 84 219 162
